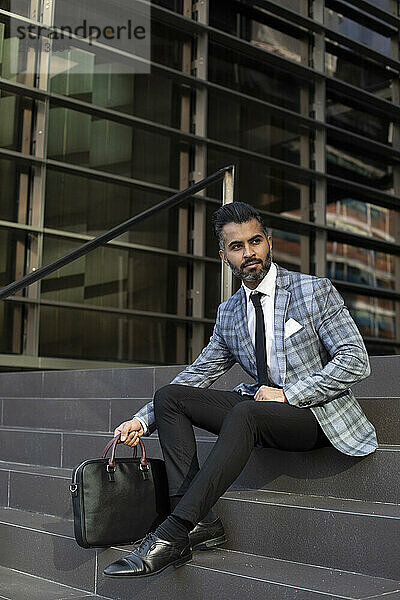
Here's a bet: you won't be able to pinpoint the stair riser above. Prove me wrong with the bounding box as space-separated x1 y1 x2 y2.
217 496 400 580
0 520 335 600
0 357 395 399
0 398 215 438
2 394 400 445
0 519 96 592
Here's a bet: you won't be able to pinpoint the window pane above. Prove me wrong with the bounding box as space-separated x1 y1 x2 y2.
0 158 29 223
47 105 189 187
326 95 392 143
51 63 191 129
39 305 190 364
325 8 392 56
45 170 180 250
342 291 397 341
0 15 39 84
210 0 306 64
41 237 191 314
0 301 25 354
325 42 392 95
208 91 308 164
327 189 396 242
0 0 37 19
272 229 301 272
327 241 395 290
0 91 34 153
209 42 312 113
0 228 28 289
326 138 393 192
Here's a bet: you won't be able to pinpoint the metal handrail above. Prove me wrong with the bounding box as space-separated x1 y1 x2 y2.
0 166 235 301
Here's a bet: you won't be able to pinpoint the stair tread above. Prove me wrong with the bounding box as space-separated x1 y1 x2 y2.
0 461 71 478
190 548 400 599
0 566 108 600
223 488 400 515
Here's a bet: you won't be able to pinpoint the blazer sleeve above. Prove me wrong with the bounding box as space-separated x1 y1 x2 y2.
133 304 236 435
283 278 370 408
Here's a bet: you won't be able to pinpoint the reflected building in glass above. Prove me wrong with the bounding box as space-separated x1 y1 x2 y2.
0 0 399 370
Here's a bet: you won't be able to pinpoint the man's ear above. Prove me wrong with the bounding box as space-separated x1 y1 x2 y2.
219 249 228 265
268 235 272 250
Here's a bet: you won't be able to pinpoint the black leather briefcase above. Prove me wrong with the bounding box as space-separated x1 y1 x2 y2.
70 434 170 548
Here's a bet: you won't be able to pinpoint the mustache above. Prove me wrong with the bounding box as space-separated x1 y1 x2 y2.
241 258 262 269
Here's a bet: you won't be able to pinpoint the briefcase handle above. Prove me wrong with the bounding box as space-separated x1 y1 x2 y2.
101 434 148 470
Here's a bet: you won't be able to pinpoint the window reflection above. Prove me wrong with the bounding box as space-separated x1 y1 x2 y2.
0 158 30 224
39 305 190 364
325 43 392 95
342 291 396 340
0 0 38 19
327 190 396 242
209 42 311 113
326 140 393 192
326 95 392 144
47 104 188 188
208 91 306 164
0 15 39 84
0 91 34 153
41 237 185 314
327 241 395 290
45 170 180 250
325 8 392 56
271 230 301 271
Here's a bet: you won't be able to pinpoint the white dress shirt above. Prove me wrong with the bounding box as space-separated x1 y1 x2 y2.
242 262 282 387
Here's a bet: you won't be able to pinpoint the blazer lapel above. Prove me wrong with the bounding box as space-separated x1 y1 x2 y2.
274 264 291 385
233 287 257 373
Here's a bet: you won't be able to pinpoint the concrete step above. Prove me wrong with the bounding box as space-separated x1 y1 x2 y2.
0 565 108 600
1 394 398 445
1 507 400 600
217 489 400 580
0 397 216 438
0 354 395 400
1 464 400 580
1 426 400 503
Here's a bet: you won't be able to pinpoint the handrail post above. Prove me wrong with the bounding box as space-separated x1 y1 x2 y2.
221 166 235 302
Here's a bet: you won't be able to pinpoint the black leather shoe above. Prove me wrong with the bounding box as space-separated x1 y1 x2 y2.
103 533 192 578
189 517 227 551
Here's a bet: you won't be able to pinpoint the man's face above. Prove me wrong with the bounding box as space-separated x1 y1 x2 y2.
219 218 272 288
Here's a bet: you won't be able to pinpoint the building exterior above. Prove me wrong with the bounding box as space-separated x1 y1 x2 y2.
0 0 399 371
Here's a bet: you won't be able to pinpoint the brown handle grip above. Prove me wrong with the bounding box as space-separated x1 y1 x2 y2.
101 433 148 469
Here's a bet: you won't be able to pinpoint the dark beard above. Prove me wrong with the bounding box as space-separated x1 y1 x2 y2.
227 249 272 283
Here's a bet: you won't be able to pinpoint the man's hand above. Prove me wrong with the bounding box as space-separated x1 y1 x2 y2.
254 386 287 403
114 418 144 447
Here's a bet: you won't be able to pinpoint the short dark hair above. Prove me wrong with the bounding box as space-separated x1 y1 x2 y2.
212 202 268 250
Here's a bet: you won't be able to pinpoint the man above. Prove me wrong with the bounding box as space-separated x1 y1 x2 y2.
104 202 377 578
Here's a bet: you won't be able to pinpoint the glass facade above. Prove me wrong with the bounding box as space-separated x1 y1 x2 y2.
0 0 399 370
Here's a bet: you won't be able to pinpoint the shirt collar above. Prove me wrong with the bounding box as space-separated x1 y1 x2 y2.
242 262 277 301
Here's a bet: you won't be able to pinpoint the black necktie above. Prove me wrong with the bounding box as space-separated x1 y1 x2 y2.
250 292 271 387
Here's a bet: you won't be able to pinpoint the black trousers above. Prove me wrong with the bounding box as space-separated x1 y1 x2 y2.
153 384 331 526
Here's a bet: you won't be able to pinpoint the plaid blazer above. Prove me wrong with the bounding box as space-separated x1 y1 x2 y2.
135 264 378 456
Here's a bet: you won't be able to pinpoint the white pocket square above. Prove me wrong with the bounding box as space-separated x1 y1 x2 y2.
284 318 303 339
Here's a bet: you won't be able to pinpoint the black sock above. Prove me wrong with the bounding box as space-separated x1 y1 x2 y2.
169 495 218 524
200 508 218 523
154 515 194 543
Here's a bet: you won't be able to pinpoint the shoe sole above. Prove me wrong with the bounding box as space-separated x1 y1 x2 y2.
191 534 227 551
103 554 192 578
